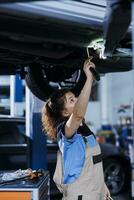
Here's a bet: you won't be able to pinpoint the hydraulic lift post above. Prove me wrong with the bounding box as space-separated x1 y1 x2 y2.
25 86 47 170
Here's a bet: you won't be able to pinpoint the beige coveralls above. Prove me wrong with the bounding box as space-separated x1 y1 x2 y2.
53 137 106 200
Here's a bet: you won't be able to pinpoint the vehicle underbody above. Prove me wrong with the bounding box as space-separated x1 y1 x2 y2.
0 0 132 100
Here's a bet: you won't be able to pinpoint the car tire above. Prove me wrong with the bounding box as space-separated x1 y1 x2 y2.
25 63 86 101
103 158 127 195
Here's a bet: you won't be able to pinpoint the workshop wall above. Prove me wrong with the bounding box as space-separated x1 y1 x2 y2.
107 71 133 125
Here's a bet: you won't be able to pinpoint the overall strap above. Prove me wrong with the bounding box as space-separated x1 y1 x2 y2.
78 195 83 200
82 133 96 146
82 136 88 144
82 136 102 164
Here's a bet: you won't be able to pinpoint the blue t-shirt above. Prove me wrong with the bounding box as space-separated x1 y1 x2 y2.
57 121 98 184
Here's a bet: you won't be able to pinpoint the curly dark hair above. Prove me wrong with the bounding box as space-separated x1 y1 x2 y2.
42 89 70 140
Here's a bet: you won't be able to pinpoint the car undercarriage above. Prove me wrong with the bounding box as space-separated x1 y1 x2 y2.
0 0 132 100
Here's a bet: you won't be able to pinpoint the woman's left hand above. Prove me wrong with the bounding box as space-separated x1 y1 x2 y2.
104 183 111 200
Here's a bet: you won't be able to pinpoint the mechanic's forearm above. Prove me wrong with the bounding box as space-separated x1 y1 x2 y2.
73 76 93 118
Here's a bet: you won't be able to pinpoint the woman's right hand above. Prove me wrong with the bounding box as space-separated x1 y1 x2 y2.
83 58 95 80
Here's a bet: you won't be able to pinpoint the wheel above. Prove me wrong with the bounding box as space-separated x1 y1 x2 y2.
25 63 86 101
103 158 126 195
104 0 131 56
